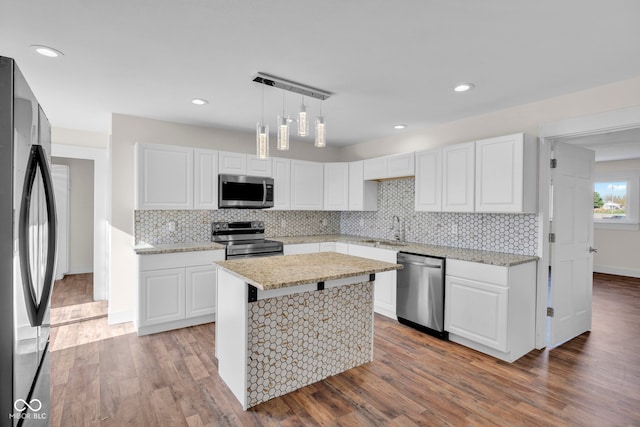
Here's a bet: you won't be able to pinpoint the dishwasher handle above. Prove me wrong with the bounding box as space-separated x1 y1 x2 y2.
400 260 442 269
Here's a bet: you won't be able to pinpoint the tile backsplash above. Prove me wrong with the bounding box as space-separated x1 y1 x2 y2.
340 179 538 255
135 178 538 256
135 209 341 245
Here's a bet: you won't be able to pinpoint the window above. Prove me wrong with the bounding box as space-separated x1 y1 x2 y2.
594 181 627 220
593 170 639 229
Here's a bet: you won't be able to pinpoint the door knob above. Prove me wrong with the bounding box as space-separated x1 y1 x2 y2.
589 247 598 253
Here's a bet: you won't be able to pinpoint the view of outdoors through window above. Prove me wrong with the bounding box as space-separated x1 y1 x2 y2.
594 181 627 220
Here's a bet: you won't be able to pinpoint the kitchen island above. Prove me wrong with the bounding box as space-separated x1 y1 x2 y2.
215 252 401 410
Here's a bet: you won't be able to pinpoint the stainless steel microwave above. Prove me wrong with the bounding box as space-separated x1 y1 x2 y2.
218 174 274 209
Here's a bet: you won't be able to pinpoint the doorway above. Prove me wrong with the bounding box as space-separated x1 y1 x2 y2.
50 144 110 304
537 105 640 349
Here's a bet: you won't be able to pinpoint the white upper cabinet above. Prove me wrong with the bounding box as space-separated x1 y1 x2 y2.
194 149 218 210
135 144 194 210
218 151 246 175
442 142 475 212
324 162 349 211
363 152 415 180
414 148 442 212
475 133 538 213
246 155 272 177
272 157 291 210
348 161 378 211
387 153 415 178
290 160 324 210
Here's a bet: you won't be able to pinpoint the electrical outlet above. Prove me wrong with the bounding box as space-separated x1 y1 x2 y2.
167 221 176 232
321 219 327 227
451 224 458 235
359 218 365 227
280 219 286 228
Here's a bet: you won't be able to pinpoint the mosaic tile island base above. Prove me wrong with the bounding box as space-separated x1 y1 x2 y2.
215 252 401 409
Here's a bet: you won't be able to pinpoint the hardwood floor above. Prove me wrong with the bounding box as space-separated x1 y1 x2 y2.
51 273 108 327
49 273 640 426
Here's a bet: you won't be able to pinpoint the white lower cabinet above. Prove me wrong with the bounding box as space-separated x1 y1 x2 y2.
136 250 225 336
445 259 537 362
347 244 397 318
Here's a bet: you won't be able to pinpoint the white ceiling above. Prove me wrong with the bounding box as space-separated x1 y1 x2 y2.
2 1 640 149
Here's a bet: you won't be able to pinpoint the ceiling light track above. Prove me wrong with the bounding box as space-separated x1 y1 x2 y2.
252 72 332 100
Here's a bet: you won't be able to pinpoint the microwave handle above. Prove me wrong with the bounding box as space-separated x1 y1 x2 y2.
262 180 267 205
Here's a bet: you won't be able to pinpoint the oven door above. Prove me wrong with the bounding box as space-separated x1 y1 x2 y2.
218 174 274 209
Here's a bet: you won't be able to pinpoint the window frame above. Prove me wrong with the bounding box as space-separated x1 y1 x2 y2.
593 170 640 230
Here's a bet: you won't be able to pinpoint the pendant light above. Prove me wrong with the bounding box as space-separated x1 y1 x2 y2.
277 90 290 151
315 101 326 148
298 96 308 137
256 85 269 159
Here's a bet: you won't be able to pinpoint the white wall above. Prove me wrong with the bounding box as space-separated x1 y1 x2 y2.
51 157 94 274
594 158 640 278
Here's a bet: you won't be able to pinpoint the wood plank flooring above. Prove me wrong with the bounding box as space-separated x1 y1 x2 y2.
51 273 108 327
49 273 640 426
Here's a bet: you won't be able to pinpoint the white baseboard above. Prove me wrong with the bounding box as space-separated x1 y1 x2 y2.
108 310 133 325
594 265 640 279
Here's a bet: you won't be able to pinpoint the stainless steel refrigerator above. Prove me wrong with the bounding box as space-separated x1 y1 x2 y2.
0 56 57 426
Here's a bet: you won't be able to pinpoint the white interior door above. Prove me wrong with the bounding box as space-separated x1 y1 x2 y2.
549 142 595 347
52 164 69 280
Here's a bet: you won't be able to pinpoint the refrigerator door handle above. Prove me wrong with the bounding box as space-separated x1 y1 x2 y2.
18 144 57 327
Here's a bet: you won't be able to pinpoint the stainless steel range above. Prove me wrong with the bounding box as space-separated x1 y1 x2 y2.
212 221 283 259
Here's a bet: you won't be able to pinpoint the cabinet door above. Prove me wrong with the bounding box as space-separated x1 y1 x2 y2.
139 268 186 326
194 149 218 209
186 265 217 318
445 276 508 352
135 144 193 210
475 134 523 212
349 161 378 211
348 244 397 318
283 243 320 255
290 160 324 210
387 153 415 178
415 148 442 211
219 151 246 175
324 163 349 211
246 155 272 177
363 156 387 180
442 142 475 212
272 158 291 210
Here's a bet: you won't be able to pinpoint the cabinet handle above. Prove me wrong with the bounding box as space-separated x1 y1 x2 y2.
400 260 442 269
589 247 598 253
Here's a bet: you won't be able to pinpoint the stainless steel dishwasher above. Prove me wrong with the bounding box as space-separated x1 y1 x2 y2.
396 252 447 339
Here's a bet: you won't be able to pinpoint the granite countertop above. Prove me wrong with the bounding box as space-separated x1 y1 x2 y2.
134 234 538 267
216 252 402 291
133 241 225 255
274 234 538 267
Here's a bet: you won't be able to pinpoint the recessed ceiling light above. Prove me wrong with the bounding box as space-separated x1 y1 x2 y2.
30 45 64 58
393 124 407 130
191 98 209 105
454 83 475 92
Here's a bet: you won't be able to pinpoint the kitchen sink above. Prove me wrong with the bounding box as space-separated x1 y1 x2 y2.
360 239 408 247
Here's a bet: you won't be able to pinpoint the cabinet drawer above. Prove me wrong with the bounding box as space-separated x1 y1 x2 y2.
446 259 508 286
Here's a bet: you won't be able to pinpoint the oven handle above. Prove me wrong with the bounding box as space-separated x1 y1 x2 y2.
262 180 267 206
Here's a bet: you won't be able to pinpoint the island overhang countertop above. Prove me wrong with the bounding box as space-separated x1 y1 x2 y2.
215 252 402 291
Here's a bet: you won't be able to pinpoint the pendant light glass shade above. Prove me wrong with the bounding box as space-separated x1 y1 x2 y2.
298 97 308 137
315 116 326 148
256 123 269 159
277 114 290 151
256 86 269 159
